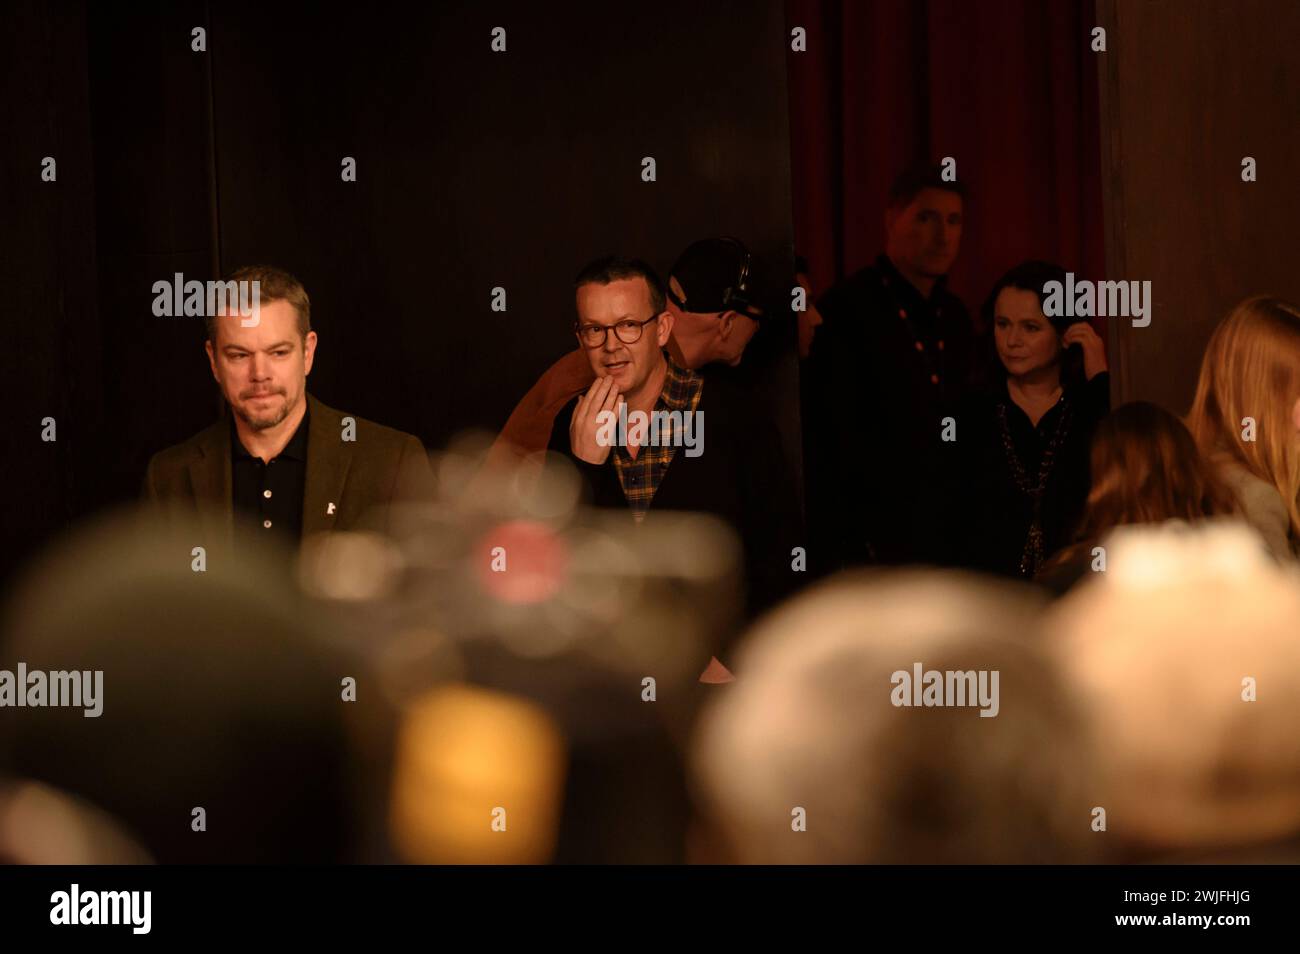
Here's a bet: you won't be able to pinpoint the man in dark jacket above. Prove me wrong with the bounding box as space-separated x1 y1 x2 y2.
548 256 800 666
803 162 974 573
481 238 799 491
143 265 433 554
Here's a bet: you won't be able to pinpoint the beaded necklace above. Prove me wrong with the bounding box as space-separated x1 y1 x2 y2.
879 269 946 388
996 397 1075 576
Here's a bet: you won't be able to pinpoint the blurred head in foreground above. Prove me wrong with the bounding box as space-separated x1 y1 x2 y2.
0 780 153 864
0 509 391 863
1046 520 1300 861
691 570 1092 864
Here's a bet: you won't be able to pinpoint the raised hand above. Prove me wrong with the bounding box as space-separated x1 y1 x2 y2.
1063 322 1108 380
569 375 621 464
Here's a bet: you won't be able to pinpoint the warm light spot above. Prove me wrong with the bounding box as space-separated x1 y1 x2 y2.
388 684 566 864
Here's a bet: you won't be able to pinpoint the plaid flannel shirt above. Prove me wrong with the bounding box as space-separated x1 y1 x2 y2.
612 353 704 520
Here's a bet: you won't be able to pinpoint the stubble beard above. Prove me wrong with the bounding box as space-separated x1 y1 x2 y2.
235 389 295 431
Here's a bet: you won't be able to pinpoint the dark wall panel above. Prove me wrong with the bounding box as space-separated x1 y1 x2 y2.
87 0 220 489
207 1 797 448
1098 0 1300 412
0 0 101 588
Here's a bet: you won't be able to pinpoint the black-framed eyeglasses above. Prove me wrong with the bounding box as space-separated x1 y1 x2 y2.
574 314 660 348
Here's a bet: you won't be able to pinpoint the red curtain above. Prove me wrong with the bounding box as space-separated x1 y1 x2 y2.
786 0 1105 327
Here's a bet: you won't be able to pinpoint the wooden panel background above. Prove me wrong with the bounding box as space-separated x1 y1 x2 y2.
1097 0 1300 413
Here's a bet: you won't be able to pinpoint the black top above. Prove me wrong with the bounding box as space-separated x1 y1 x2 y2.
802 254 975 571
956 372 1111 579
704 314 807 506
231 404 310 544
548 368 803 647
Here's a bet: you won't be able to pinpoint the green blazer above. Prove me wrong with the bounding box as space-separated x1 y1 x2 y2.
143 393 434 548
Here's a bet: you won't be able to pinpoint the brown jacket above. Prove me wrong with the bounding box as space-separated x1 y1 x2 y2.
143 393 434 548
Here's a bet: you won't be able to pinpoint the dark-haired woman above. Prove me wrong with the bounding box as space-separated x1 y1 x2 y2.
1036 401 1240 595
956 261 1110 579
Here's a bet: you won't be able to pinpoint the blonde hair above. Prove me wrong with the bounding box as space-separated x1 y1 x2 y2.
1186 296 1300 542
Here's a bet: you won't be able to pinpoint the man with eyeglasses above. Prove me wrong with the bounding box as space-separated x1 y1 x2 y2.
555 256 704 518
482 238 791 475
547 256 800 675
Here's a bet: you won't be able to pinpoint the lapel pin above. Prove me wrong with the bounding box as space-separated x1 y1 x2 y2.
327 502 336 515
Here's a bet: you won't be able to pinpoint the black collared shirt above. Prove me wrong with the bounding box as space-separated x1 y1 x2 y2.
803 254 975 570
231 405 309 544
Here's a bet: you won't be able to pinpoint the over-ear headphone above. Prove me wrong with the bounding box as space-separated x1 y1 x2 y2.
718 236 755 312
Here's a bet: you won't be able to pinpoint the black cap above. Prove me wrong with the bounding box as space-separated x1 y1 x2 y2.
668 237 769 319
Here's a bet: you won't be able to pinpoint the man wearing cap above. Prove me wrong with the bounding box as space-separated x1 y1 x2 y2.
665 237 765 372
664 239 805 523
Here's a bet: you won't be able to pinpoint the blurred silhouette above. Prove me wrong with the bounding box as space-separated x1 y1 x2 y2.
690 569 1094 863
304 440 744 862
0 509 395 863
0 780 152 864
1046 520 1300 862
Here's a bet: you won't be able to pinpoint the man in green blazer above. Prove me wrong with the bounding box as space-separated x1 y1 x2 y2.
143 266 433 551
